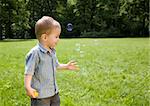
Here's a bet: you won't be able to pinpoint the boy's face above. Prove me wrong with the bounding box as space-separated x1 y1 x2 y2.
45 28 61 48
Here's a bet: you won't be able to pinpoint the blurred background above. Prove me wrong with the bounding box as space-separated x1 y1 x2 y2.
0 0 149 39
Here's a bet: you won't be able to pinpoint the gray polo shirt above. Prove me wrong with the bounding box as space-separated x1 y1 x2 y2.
25 43 59 98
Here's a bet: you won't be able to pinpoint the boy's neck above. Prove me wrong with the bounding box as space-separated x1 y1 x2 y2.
39 41 52 53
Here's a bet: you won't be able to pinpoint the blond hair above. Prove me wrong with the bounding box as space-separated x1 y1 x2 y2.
35 16 61 39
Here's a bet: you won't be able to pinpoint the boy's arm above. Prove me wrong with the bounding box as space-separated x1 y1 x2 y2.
57 60 79 70
24 74 37 98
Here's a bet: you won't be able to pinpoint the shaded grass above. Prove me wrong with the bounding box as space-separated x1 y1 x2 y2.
0 38 149 106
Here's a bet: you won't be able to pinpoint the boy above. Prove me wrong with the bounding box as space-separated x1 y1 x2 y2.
24 16 78 106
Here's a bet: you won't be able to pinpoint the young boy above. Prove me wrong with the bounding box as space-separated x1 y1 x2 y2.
24 16 78 106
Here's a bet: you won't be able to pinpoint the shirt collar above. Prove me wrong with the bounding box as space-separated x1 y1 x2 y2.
38 43 56 54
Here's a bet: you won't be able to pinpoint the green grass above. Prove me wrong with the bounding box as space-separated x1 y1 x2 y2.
0 38 149 106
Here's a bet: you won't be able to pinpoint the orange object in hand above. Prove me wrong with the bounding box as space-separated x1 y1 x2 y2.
34 91 39 97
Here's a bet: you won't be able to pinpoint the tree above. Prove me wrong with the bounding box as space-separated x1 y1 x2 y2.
0 0 148 39
75 0 121 37
12 0 30 38
119 0 149 36
1 0 30 39
27 0 58 38
0 0 2 40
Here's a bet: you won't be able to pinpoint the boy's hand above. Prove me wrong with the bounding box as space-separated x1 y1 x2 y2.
26 87 38 98
67 60 79 70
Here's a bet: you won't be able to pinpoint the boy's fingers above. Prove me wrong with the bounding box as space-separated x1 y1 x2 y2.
27 89 37 98
71 62 77 65
76 67 80 70
75 64 79 67
69 60 77 64
31 92 36 98
28 92 34 98
73 65 80 70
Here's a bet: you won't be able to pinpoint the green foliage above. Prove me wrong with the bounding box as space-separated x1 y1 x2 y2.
1 0 30 39
0 38 149 106
119 0 149 36
80 28 122 38
0 0 149 38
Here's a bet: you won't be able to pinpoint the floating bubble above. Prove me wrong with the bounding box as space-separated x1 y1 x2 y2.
66 23 73 32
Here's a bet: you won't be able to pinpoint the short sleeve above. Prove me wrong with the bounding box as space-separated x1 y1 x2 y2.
25 50 39 75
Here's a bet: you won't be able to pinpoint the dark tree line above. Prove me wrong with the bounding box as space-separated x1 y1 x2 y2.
0 0 149 39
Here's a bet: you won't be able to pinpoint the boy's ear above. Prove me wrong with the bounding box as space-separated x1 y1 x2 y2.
41 34 47 40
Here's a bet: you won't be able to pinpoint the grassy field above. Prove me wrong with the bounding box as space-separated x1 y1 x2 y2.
0 38 149 106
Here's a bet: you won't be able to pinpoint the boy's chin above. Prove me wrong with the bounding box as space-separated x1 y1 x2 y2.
50 43 57 48
50 46 55 48
52 44 57 48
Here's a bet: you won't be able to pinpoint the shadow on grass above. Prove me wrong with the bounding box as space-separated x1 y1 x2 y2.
0 39 35 42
